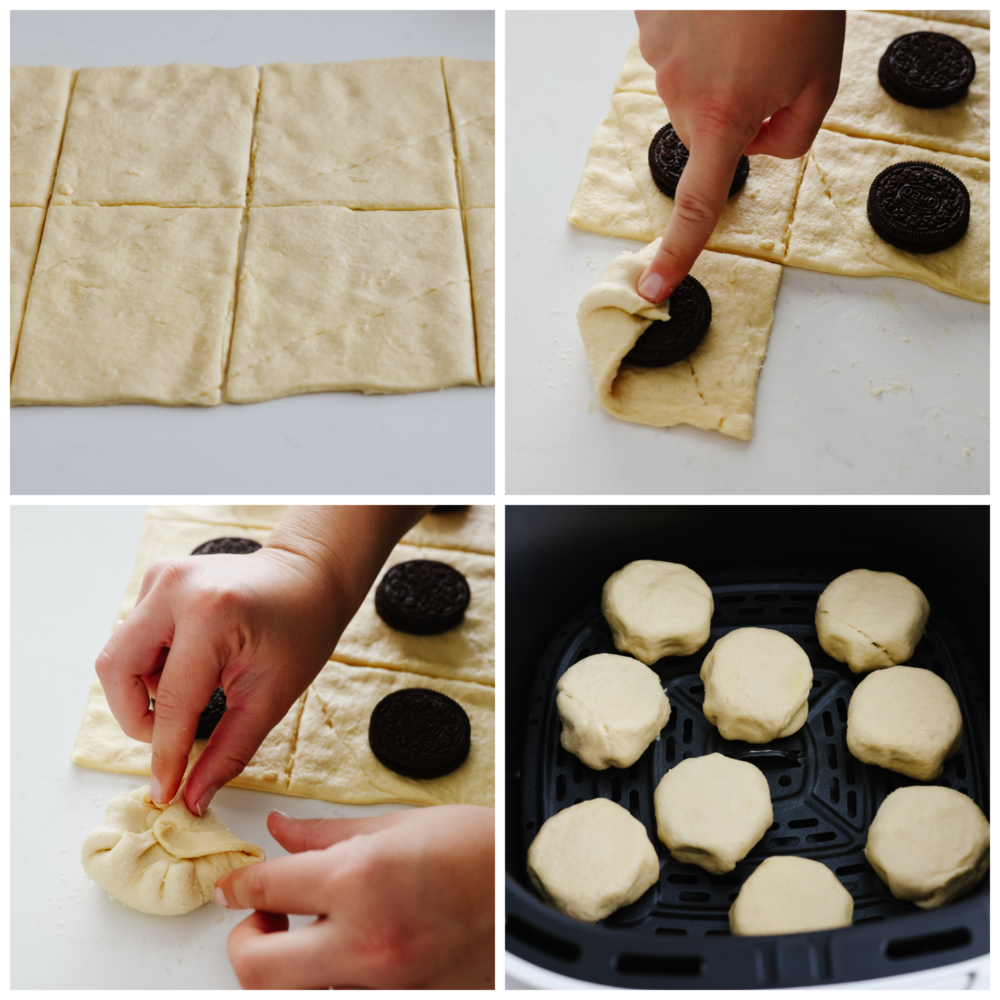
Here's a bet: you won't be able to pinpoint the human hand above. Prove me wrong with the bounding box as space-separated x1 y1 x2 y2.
218 805 495 989
96 506 428 816
634 10 845 302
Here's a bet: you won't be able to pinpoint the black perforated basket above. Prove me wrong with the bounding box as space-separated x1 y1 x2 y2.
506 506 989 989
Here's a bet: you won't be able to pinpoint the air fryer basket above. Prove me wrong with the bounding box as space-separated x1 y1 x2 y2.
506 506 989 989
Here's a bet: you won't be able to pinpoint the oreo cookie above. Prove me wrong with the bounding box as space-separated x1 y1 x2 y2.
867 161 970 253
375 559 471 635
190 537 262 556
368 688 471 778
624 274 713 368
648 123 750 199
878 31 975 109
431 505 469 513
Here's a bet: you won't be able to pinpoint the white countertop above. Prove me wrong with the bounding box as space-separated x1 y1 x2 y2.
506 11 988 495
11 10 495 495
11 506 409 989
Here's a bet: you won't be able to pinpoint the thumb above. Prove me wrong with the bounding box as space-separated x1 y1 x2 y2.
637 127 749 303
266 809 411 853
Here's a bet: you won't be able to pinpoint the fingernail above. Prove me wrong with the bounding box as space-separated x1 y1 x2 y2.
195 784 220 817
150 776 162 804
637 270 666 303
269 809 291 821
214 886 229 908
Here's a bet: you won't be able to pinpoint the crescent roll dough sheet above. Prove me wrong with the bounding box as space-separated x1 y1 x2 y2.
443 58 495 210
874 10 990 30
10 65 74 207
401 505 495 555
578 242 782 440
824 12 989 160
466 208 496 386
10 207 46 369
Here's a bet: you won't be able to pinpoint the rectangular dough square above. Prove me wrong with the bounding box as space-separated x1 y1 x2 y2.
251 59 458 210
808 129 989 302
145 505 289 530
400 505 495 555
873 10 990 30
288 662 495 807
823 12 989 160
226 206 477 401
443 57 495 210
11 206 242 406
466 208 496 386
331 543 495 686
51 64 258 207
10 207 45 370
11 65 74 207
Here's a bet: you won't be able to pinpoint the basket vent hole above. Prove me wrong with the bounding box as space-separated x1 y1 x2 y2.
556 774 566 802
572 759 583 783
778 775 792 787
806 831 837 844
683 718 693 744
666 873 699 885
720 595 745 604
885 926 972 960
835 697 848 722
573 797 584 805
525 821 535 831
629 789 640 818
837 863 867 876
770 836 799 847
847 790 857 818
678 891 710 902
827 744 838 769
955 755 967 780
655 927 687 936
822 711 834 737
611 776 622 803
829 777 840 804
845 757 856 784
665 736 676 764
737 606 765 616
788 818 818 829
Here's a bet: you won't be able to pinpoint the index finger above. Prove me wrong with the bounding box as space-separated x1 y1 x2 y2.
216 846 341 916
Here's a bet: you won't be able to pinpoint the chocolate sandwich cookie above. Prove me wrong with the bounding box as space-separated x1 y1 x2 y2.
368 688 471 779
190 537 263 556
867 161 970 253
878 31 975 109
648 123 750 199
375 559 471 635
431 505 469 513
624 274 713 368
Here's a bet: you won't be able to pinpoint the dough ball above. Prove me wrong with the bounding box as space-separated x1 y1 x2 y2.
816 569 930 673
700 628 813 743
866 786 989 909
729 856 854 936
81 785 265 915
557 653 670 770
526 798 660 923
653 753 772 874
601 560 713 664
847 666 962 780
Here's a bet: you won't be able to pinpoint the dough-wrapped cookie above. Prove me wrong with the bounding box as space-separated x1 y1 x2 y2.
866 786 989 909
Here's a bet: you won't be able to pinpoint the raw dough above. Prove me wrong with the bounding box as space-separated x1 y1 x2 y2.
816 568 930 673
11 206 242 406
824 13 989 160
11 65 74 207
400 504 495 555
145 505 289 530
578 241 783 439
809 129 989 303
875 10 990 30
443 58 495 210
556 653 670 769
602 560 713 663
288 661 494 807
225 206 477 401
251 60 458 210
331 543 494 686
846 666 962 780
866 785 990 909
466 208 496 386
653 754 772 874
10 207 45 369
729 856 854 935
51 65 258 207
701 628 813 743
526 798 660 923
81 785 264 915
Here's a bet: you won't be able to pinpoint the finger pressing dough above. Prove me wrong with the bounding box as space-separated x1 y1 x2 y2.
527 798 660 923
602 560 713 663
729 856 854 936
867 786 989 909
81 785 264 915
654 754 772 874
847 666 962 780
816 568 930 673
701 628 813 743
11 65 74 207
10 207 45 369
578 241 783 440
556 653 670 770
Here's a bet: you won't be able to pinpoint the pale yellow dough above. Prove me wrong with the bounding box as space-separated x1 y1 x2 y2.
556 653 670 769
847 666 962 780
226 206 477 401
866 786 990 909
52 65 258 207
331 543 494 686
527 798 660 923
10 65 74 207
443 58 495 210
400 505 495 555
825 12 989 160
251 59 457 210
10 207 45 369
11 206 242 406
81 785 264 915
145 505 289 530
874 10 990 30
466 208 496 386
578 241 782 440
